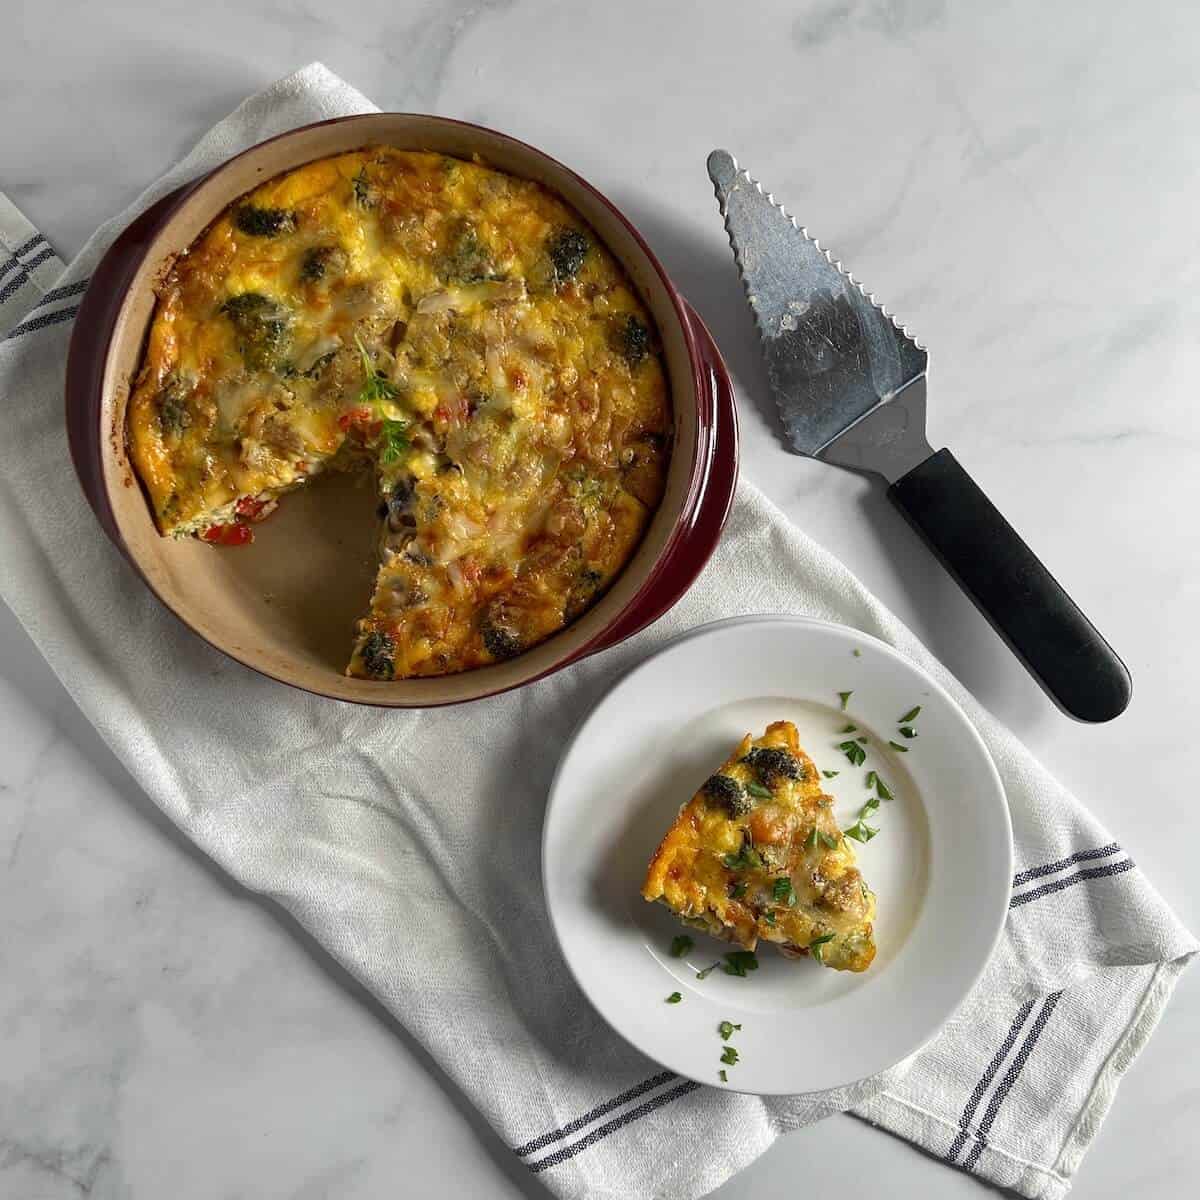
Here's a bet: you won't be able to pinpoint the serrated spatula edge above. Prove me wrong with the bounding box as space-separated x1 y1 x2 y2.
706 148 927 355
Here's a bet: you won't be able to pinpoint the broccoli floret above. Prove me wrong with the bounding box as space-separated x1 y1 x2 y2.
439 221 497 283
234 205 296 237
613 314 651 367
564 566 603 622
360 631 396 680
482 625 522 660
743 746 804 786
481 623 522 661
298 245 345 283
352 168 376 208
220 293 291 370
156 375 192 438
702 774 753 817
547 228 589 283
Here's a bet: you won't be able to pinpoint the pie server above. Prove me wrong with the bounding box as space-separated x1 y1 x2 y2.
707 149 1131 723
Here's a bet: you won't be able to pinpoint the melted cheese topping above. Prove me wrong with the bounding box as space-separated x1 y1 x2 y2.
642 721 877 973
126 149 671 677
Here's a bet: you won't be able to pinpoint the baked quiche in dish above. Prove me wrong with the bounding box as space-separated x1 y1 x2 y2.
642 720 877 972
126 148 671 679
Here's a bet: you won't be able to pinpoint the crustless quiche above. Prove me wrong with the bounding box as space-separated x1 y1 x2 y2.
642 721 877 972
126 149 671 678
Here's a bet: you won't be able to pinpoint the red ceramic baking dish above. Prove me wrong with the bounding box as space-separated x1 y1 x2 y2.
66 114 738 706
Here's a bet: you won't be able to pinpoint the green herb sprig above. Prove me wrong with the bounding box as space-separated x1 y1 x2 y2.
867 771 894 802
838 740 866 767
378 418 410 464
722 951 759 977
723 843 764 872
844 819 879 844
354 334 400 407
809 932 836 962
806 827 839 851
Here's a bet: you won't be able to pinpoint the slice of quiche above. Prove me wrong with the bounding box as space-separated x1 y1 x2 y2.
642 720 877 972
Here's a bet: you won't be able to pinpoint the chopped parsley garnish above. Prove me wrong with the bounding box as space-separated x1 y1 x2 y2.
718 1021 742 1041
844 819 879 843
669 935 694 958
853 648 862 657
874 774 894 801
764 911 776 926
746 782 772 799
840 724 857 734
821 769 839 778
838 740 866 766
838 691 853 711
859 795 880 819
807 827 838 852
378 418 410 464
665 991 682 1004
888 740 909 752
772 877 795 905
720 1046 740 1066
899 705 922 723
354 335 399 406
696 961 722 980
729 881 749 900
723 951 759 977
898 726 918 739
809 932 836 962
719 1069 728 1083
866 770 877 788
723 843 764 871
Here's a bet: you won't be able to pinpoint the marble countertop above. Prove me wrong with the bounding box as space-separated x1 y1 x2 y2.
2 1 1197 1196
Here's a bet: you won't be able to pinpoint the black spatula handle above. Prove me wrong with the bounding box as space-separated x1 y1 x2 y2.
889 449 1131 722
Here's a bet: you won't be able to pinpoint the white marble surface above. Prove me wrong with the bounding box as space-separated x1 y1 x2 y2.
2 1 1198 1196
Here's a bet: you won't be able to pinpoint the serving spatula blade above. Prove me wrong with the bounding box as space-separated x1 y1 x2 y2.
708 149 932 478
707 148 1132 722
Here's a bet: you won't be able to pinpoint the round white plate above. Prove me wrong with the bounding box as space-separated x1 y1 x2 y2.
543 616 1012 1095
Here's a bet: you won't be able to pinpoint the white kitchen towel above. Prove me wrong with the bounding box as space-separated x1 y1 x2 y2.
0 64 1193 1200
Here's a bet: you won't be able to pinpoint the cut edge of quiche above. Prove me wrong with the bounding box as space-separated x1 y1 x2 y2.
642 720 877 973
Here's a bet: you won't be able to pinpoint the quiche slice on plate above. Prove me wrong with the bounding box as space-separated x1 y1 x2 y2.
642 720 877 972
